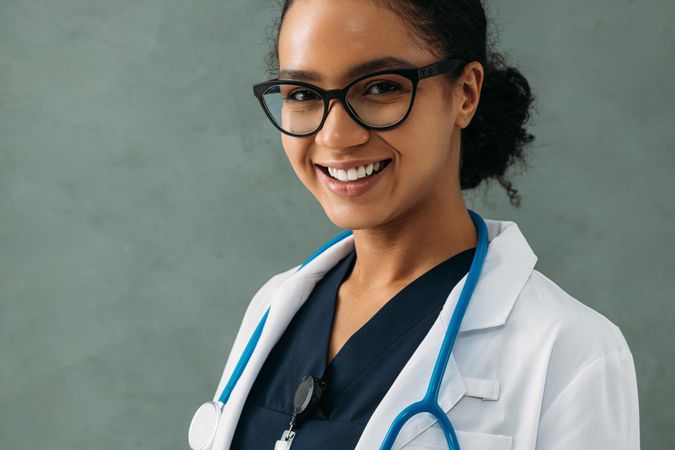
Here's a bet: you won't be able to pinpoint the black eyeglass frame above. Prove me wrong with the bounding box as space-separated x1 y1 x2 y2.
252 57 468 137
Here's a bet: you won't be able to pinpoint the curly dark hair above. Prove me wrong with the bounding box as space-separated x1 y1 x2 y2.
263 0 537 208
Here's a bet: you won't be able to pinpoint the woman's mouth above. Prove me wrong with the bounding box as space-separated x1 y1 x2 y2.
320 159 392 182
314 159 393 198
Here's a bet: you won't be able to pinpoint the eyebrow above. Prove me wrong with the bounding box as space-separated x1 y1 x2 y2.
277 56 417 82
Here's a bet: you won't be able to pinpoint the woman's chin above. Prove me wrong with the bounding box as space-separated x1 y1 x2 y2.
322 204 391 231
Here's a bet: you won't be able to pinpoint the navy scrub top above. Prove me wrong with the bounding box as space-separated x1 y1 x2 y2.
231 245 476 449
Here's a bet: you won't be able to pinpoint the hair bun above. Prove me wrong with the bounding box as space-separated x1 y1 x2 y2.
460 51 536 207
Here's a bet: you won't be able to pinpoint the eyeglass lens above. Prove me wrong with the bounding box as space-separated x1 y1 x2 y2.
261 73 414 135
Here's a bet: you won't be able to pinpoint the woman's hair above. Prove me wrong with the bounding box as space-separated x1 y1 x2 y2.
264 0 536 208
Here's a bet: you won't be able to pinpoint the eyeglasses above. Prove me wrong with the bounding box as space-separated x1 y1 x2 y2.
252 58 467 137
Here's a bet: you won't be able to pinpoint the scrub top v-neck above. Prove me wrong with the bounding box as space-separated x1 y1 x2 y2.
230 245 476 449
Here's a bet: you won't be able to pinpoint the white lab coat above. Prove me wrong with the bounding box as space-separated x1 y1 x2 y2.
204 218 640 449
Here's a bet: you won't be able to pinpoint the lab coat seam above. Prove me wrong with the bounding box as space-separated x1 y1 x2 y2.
537 348 629 423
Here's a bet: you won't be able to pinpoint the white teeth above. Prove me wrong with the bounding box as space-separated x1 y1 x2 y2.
324 160 388 182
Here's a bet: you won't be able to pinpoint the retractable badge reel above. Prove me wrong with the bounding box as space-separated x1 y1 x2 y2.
275 375 327 450
188 375 326 450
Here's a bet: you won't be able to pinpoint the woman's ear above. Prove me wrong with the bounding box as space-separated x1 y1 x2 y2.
455 61 484 129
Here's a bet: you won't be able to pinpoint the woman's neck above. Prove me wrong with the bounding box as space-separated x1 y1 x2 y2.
348 192 478 291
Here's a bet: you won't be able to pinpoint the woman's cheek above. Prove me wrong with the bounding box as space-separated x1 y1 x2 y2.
281 139 313 185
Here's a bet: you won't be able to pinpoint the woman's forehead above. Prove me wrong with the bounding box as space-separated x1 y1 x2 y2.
278 0 431 84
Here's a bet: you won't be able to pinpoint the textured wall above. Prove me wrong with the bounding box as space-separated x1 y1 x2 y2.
0 0 672 448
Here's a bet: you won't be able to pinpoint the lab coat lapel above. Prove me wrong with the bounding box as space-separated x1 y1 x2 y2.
353 317 467 450
212 218 537 449
213 233 356 450
354 219 538 450
455 219 538 334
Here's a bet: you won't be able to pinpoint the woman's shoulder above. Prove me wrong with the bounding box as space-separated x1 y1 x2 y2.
518 268 630 355
507 269 640 445
505 267 636 411
485 218 630 356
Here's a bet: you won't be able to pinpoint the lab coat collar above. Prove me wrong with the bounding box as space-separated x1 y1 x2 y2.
214 218 537 449
353 218 538 449
293 218 538 334
288 218 538 449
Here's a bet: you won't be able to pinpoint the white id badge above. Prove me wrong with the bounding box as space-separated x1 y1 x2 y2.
274 429 296 450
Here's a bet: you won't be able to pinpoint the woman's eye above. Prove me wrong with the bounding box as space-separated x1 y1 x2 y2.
285 89 319 102
365 82 401 95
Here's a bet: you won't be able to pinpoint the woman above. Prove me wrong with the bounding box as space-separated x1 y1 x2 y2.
189 0 640 449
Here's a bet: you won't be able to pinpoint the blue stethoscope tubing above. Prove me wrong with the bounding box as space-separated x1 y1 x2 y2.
378 209 488 450
200 209 488 450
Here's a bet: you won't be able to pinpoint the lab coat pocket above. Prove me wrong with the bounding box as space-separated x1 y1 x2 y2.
402 428 513 450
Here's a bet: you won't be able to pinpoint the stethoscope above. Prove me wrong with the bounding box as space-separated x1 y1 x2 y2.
188 209 489 450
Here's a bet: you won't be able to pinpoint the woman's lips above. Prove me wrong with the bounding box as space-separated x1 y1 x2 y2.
315 159 392 198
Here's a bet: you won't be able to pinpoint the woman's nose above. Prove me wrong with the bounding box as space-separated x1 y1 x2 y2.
314 99 369 149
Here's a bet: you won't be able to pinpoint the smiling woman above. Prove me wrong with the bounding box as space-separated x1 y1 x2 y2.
187 1 640 449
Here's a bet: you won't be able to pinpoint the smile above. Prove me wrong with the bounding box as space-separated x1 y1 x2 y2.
316 159 393 183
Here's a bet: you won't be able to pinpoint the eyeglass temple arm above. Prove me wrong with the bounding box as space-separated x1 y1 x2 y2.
417 58 466 80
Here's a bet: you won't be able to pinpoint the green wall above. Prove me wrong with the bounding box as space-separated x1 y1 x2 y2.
1 0 673 448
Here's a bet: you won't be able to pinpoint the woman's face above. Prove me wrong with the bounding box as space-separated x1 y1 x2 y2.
277 0 480 230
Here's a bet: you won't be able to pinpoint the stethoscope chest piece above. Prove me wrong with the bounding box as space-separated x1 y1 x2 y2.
188 400 224 450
